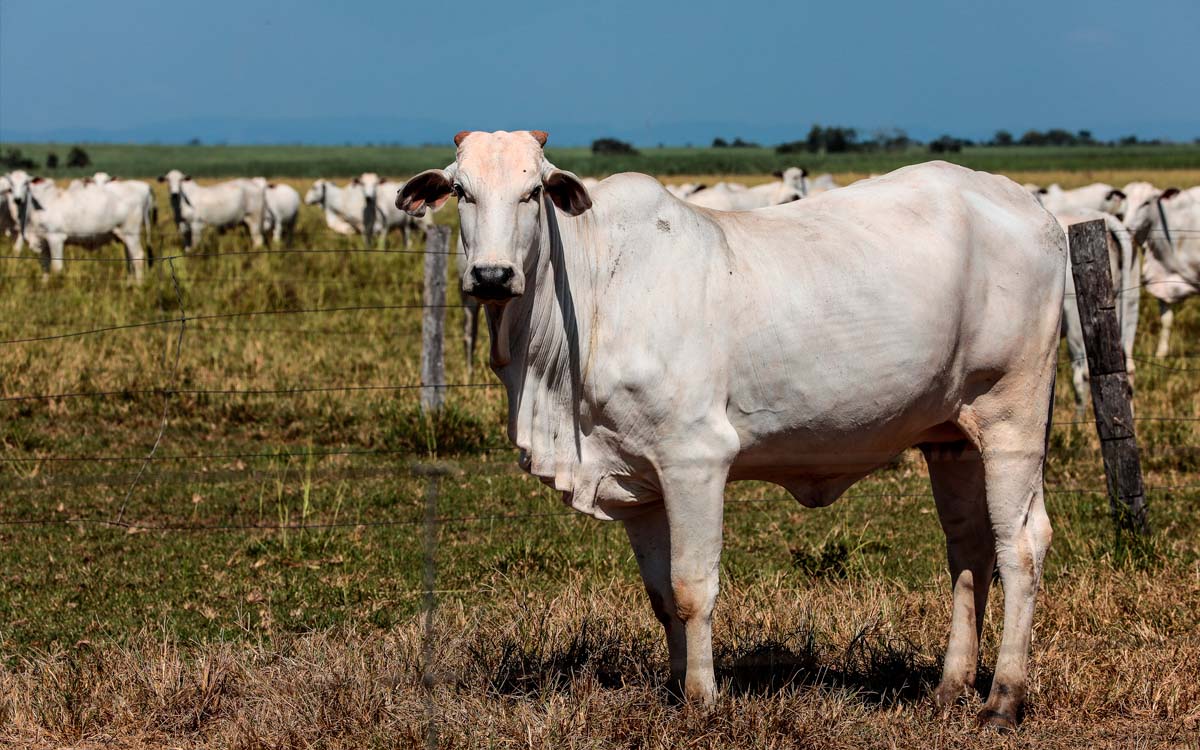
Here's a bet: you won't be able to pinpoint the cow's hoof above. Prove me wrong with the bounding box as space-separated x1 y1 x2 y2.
933 680 971 710
976 707 1018 731
683 677 717 707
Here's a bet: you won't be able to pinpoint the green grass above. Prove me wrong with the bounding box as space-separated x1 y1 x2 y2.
7 142 1200 178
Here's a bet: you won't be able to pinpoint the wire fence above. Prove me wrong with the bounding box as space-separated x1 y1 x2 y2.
0 241 1197 538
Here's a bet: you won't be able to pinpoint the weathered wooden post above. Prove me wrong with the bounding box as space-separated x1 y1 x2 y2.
421 225 450 414
1068 219 1149 536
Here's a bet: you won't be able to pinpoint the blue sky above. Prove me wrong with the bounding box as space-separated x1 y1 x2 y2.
1 0 1196 145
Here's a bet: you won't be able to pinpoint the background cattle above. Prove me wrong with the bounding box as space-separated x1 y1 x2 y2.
685 166 807 209
158 169 266 251
1053 209 1139 410
252 177 301 247
358 173 435 249
10 172 153 281
1127 187 1200 357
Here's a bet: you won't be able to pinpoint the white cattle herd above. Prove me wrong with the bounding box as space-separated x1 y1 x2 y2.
0 135 1197 728
0 170 439 277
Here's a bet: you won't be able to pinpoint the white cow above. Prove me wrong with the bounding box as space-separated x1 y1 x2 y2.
0 173 18 244
2 170 44 253
806 172 840 196
357 173 434 249
1052 210 1139 409
1126 187 1200 357
251 178 301 247
399 131 1065 729
157 170 266 251
10 173 153 281
664 182 706 199
304 178 376 245
1033 183 1125 215
686 166 807 210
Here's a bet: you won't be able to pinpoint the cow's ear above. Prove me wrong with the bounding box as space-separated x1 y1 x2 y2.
350 176 360 185
1105 189 1126 201
398 169 454 216
184 174 193 181
157 175 166 182
772 170 784 178
31 177 45 184
1161 187 1181 200
543 168 592 216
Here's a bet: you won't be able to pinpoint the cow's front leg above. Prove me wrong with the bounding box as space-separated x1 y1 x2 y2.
623 503 687 690
246 217 265 248
663 464 727 704
1155 300 1174 358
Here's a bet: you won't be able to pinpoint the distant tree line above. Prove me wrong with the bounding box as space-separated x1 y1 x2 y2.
1 145 91 170
588 127 1180 158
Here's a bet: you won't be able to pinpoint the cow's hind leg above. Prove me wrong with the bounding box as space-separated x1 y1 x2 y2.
974 419 1053 730
921 440 994 709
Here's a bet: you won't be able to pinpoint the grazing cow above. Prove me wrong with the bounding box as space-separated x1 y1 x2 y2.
664 182 706 199
357 173 435 249
686 166 807 210
251 178 301 247
399 130 1065 729
304 178 377 246
1126 187 1200 357
303 179 358 236
1033 183 1125 215
1052 210 1139 410
806 172 840 196
10 173 153 281
157 170 266 251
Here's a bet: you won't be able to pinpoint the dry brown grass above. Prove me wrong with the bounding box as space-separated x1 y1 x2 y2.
1 568 1197 749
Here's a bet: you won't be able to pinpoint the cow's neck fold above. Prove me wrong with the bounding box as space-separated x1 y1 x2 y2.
488 196 600 500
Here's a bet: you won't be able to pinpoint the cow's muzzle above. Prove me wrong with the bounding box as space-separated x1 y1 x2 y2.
465 264 523 302
169 193 184 226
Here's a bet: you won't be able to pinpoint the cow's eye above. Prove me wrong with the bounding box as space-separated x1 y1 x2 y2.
452 183 466 200
523 185 542 203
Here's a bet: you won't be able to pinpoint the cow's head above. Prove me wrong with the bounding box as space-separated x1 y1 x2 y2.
397 130 592 303
157 169 192 194
92 172 113 185
158 169 192 225
304 179 330 206
7 172 46 232
1127 187 1181 248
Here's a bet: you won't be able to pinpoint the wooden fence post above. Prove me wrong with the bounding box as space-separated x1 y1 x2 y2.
1068 219 1149 536
421 225 449 414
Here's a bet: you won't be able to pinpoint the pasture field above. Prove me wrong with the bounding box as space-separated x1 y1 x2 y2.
5 141 1200 178
0 175 1198 748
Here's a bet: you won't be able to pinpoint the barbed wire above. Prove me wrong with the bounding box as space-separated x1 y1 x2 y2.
0 381 499 404
0 302 464 346
1 481 1196 533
